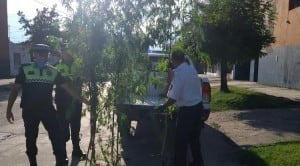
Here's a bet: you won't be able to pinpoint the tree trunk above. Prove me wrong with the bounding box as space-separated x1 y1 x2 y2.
90 82 97 164
87 70 99 165
220 59 229 92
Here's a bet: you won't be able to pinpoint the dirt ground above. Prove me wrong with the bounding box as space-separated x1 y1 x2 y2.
207 108 300 147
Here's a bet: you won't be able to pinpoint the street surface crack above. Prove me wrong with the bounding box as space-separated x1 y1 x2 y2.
0 132 16 142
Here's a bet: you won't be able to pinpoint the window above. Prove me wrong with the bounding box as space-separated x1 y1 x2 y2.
289 0 300 10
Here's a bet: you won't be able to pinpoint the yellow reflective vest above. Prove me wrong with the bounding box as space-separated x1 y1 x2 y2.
55 60 81 81
23 63 58 84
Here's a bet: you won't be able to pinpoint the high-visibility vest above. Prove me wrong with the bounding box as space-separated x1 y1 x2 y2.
55 61 81 81
23 63 58 84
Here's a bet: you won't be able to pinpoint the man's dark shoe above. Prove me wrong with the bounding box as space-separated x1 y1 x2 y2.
55 157 69 166
64 158 69 165
72 150 87 160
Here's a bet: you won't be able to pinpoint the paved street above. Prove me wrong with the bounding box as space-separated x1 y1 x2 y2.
0 79 90 166
1 77 300 166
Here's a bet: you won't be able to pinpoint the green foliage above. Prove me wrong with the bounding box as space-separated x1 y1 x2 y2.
170 46 185 55
201 0 275 63
61 0 161 164
157 58 169 72
201 0 276 91
54 0 274 164
179 2 210 65
238 141 300 166
46 35 62 53
211 86 300 112
146 0 181 51
18 5 61 44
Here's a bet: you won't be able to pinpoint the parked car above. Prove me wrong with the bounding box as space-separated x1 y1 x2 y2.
118 50 211 126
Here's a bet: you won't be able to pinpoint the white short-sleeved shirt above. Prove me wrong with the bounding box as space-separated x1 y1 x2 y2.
167 62 202 107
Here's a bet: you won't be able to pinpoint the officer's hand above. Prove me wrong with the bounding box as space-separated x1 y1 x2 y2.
6 110 14 124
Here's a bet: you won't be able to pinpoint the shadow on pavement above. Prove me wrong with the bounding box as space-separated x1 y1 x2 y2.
202 124 267 166
235 108 300 134
237 148 268 166
118 112 267 166
119 114 165 166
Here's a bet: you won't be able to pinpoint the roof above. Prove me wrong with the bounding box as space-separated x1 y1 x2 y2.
147 50 169 57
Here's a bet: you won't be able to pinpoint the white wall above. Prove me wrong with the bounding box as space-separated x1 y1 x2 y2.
9 43 31 76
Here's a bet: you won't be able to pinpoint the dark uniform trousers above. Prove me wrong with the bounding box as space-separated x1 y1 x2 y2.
55 61 83 156
22 106 66 163
56 99 82 154
175 102 204 166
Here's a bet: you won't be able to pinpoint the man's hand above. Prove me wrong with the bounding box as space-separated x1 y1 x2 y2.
6 83 21 124
6 110 14 124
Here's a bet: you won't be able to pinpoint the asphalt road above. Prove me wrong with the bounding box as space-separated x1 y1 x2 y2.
1 77 300 166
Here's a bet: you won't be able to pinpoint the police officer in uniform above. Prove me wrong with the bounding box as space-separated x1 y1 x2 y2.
6 44 88 166
156 48 204 166
54 49 86 159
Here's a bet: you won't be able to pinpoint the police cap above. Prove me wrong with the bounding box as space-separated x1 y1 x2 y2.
31 44 50 52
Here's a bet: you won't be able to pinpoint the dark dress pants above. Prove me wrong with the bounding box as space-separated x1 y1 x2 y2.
57 100 82 153
22 106 65 163
175 102 204 166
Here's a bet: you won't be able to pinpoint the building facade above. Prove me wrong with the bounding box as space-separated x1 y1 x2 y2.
9 42 60 76
9 42 31 76
258 0 300 89
0 0 10 78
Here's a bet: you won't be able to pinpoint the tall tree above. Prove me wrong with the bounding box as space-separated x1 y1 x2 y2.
61 0 156 164
147 0 181 52
18 6 61 44
201 0 275 92
178 0 210 72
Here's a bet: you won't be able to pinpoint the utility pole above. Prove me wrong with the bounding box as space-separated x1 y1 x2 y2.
0 0 10 78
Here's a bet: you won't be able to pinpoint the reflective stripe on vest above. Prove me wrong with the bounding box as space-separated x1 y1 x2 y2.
23 64 58 84
55 62 78 80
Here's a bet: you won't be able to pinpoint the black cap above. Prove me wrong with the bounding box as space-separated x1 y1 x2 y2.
171 48 185 62
31 44 50 52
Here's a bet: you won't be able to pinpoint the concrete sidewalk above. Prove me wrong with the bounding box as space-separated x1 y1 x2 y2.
0 100 91 166
201 74 300 102
0 79 90 166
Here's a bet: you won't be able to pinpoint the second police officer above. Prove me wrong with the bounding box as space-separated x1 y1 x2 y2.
54 47 87 160
6 44 89 166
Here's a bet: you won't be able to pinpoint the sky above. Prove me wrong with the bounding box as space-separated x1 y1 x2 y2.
7 0 207 44
7 0 70 43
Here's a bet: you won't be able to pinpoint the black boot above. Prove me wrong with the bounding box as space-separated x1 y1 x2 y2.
72 149 87 160
55 156 68 166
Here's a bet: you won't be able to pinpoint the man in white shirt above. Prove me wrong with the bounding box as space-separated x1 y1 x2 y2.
156 49 204 166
